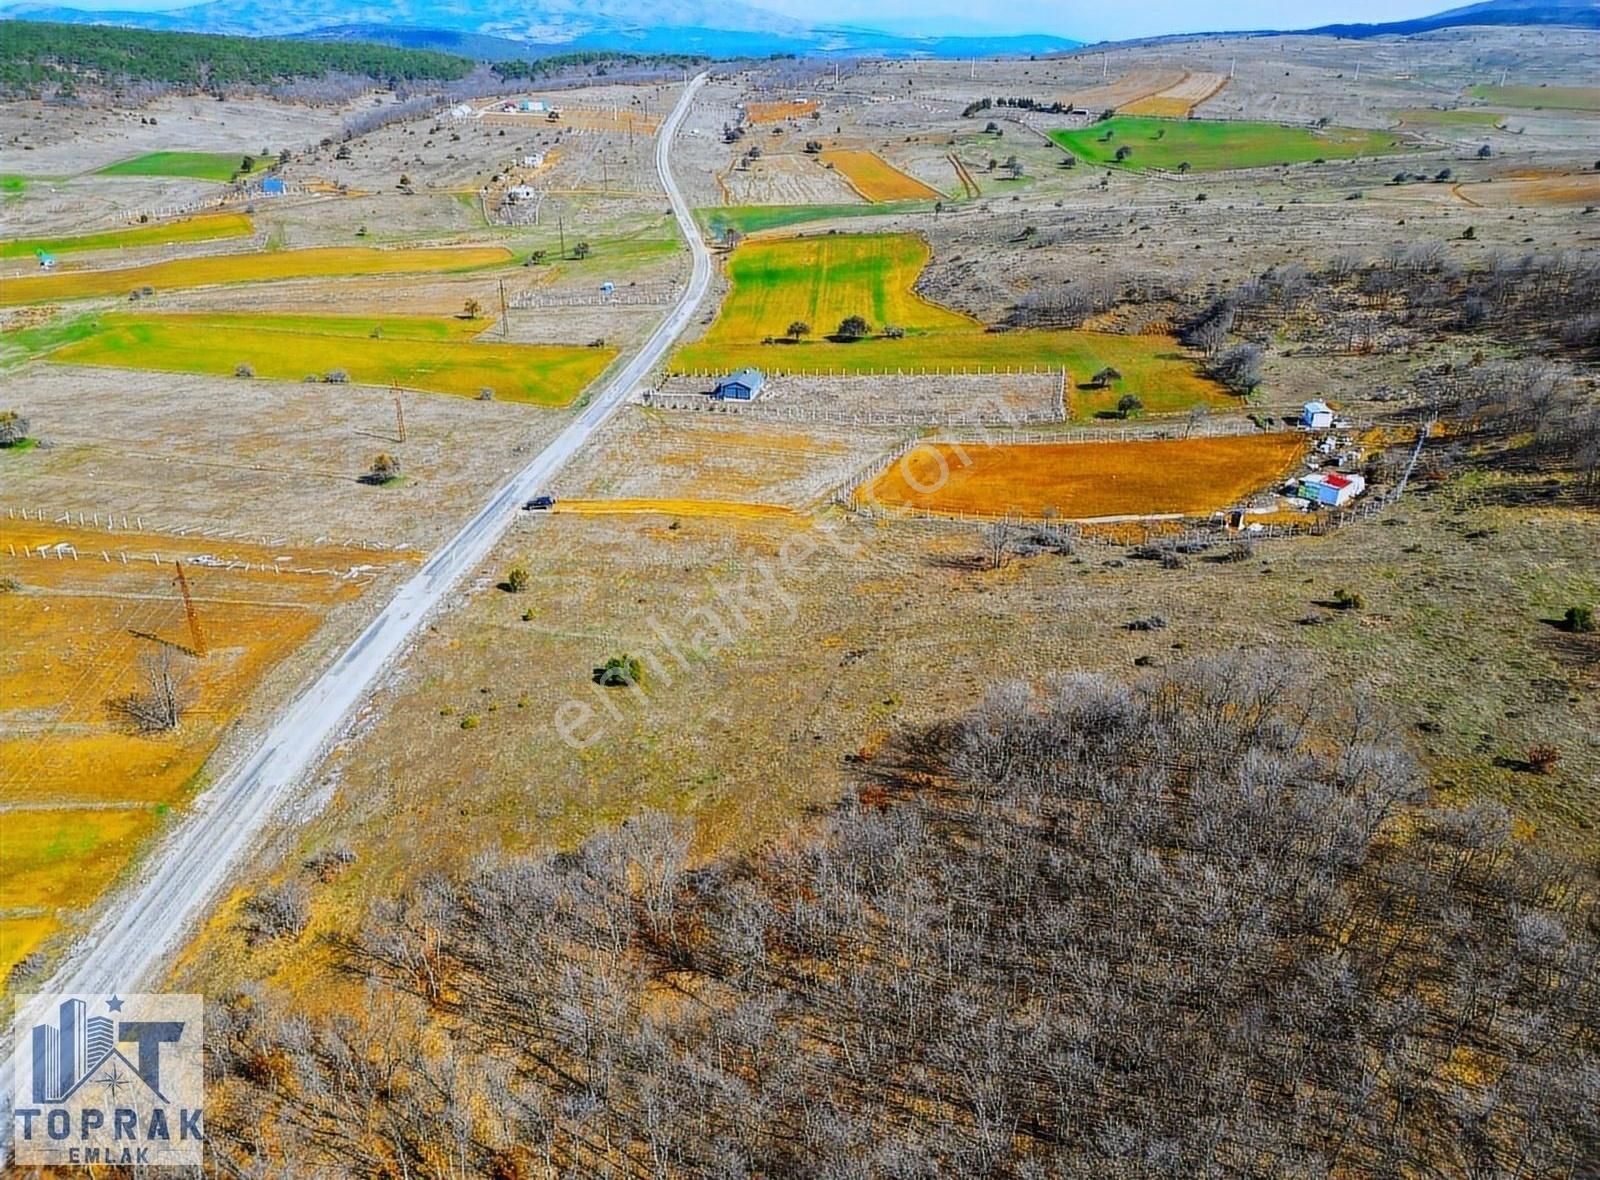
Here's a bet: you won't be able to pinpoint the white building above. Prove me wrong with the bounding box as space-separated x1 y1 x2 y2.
1298 470 1366 508
1301 400 1335 430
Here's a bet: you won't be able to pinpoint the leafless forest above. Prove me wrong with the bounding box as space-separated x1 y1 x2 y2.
204 658 1599 1178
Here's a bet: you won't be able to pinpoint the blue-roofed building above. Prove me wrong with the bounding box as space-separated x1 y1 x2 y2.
712 368 765 400
260 176 286 196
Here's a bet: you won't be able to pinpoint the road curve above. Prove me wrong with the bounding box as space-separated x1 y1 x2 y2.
3 73 713 1121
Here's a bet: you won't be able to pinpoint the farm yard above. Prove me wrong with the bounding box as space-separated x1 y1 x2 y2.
819 150 945 202
0 210 255 259
862 434 1305 520
1050 116 1407 171
0 518 409 984
50 313 619 405
0 244 513 305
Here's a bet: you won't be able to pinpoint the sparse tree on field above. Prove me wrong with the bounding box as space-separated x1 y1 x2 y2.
983 518 1015 570
787 321 811 341
234 363 255 378
1117 393 1143 419
836 315 871 340
367 453 401 485
1092 365 1122 388
1185 403 1209 438
0 410 31 447
572 241 591 259
463 297 482 319
505 564 530 593
1209 343 1264 395
108 647 193 733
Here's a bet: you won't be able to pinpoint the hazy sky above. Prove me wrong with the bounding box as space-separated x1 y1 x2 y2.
10 0 1458 41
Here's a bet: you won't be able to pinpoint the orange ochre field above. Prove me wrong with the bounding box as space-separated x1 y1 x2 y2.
864 434 1304 520
0 520 411 984
819 150 944 202
747 99 820 123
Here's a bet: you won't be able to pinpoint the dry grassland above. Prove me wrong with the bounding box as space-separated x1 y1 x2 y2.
550 408 900 507
1121 71 1230 118
554 499 802 520
864 434 1304 519
747 100 820 124
1457 172 1600 207
0 245 512 306
0 519 405 984
718 155 864 206
820 150 946 202
1063 68 1187 112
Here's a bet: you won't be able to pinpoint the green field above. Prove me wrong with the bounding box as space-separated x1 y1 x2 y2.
1049 116 1405 172
699 202 933 238
97 151 269 183
672 232 1228 415
1 211 254 259
49 313 617 406
1394 108 1505 129
1468 84 1600 112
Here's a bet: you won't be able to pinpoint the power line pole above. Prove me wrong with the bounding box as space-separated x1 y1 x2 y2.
498 278 509 339
558 212 566 258
172 561 207 656
393 388 407 443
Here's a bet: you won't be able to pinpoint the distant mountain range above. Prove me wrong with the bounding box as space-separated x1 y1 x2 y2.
1296 0 1599 38
2 0 1594 61
0 0 1081 58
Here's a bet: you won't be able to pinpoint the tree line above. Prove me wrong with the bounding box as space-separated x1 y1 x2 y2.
204 656 1598 1177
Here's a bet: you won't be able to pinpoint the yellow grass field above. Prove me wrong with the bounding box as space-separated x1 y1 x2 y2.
748 99 820 123
0 211 254 260
1063 67 1187 112
0 521 408 986
1460 172 1600 207
1121 71 1230 117
49 312 619 406
820 150 944 202
863 434 1303 520
0 244 512 306
554 498 803 520
674 233 1228 415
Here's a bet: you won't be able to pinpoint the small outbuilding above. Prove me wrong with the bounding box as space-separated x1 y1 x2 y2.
712 368 765 401
1301 400 1335 430
1298 470 1366 508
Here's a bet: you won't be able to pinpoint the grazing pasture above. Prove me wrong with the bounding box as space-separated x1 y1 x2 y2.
863 434 1303 520
50 312 617 405
0 211 254 259
1468 84 1600 112
1394 108 1505 128
820 150 945 202
97 151 269 182
1050 116 1404 171
0 244 512 305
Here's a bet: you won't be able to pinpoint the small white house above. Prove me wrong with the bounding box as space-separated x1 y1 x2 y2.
521 153 545 168
1298 470 1366 508
504 185 538 203
1301 400 1335 430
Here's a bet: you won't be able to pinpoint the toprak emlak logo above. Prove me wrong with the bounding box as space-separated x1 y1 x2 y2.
11 993 204 1166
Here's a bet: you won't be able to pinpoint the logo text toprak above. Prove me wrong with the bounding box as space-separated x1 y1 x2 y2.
11 992 204 1166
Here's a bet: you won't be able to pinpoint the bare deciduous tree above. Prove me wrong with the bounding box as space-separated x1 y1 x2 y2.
108 647 192 733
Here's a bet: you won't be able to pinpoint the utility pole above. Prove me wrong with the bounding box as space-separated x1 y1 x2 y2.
1103 53 1109 80
558 212 566 259
498 278 509 339
1354 61 1361 82
172 561 207 657
1229 57 1236 80
393 387 407 443
1498 66 1508 86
